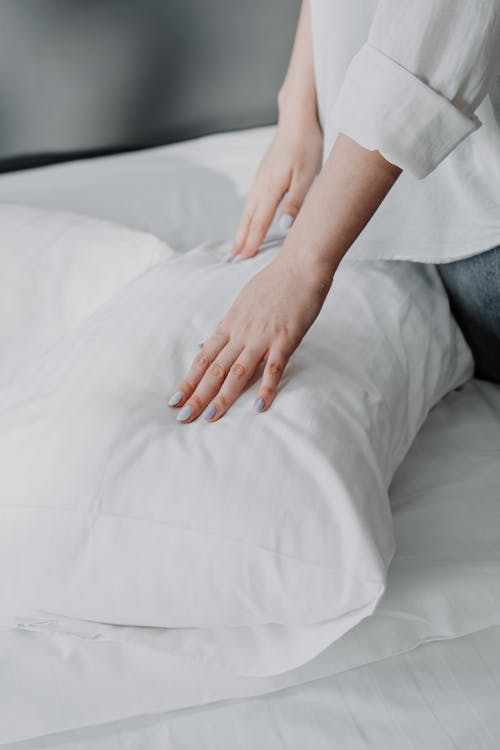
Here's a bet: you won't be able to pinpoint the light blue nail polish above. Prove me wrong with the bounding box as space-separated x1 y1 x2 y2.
177 404 192 422
255 398 265 412
279 213 294 231
203 404 217 420
168 391 184 406
232 253 243 263
222 250 234 263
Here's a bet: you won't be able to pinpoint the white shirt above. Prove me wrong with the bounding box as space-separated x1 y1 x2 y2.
310 0 500 262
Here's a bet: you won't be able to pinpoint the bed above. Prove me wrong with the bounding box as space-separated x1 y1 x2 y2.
0 126 499 749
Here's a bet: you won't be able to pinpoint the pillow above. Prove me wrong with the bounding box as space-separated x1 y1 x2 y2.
0 241 473 675
0 203 173 387
0 147 245 252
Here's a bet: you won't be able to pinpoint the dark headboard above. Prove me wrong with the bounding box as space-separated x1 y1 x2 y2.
0 0 300 172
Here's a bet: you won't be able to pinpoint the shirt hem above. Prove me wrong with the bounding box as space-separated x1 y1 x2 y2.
344 236 500 265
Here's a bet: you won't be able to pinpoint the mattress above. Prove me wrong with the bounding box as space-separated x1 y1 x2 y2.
1 127 499 748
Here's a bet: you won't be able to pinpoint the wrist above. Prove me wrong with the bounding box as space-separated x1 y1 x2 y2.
277 80 319 134
275 242 335 300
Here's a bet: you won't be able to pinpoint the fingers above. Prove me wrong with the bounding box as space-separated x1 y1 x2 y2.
175 341 244 423
253 347 289 413
168 328 229 408
239 211 275 261
176 344 265 423
231 210 251 259
198 346 264 422
233 200 284 261
277 171 311 232
169 342 289 423
229 177 288 262
229 169 311 263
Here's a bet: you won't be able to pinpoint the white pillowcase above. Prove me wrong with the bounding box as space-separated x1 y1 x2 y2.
0 234 473 675
0 204 173 387
0 146 244 251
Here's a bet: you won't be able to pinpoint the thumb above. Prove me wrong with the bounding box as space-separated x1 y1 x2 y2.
278 173 311 231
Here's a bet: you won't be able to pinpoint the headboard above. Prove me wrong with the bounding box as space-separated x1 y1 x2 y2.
0 0 301 172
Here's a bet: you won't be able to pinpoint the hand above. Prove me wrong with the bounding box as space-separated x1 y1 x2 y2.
228 118 323 262
168 254 332 422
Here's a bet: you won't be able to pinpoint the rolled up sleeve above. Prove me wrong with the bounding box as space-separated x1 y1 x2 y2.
330 0 500 178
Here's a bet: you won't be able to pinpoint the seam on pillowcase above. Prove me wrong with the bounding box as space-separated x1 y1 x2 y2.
0 505 386 585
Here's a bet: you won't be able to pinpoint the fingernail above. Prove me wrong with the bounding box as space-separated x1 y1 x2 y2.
255 398 265 413
177 404 192 422
232 253 243 263
222 250 234 263
203 404 217 420
279 213 294 231
168 391 184 406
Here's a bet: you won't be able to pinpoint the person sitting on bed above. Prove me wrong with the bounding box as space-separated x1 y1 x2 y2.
169 0 500 423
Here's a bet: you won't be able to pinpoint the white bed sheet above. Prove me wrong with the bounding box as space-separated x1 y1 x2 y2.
6 626 500 750
1 128 499 746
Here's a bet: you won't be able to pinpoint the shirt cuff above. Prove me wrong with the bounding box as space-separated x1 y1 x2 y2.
330 43 482 179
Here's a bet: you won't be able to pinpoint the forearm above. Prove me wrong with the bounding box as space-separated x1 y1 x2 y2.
279 133 402 287
277 0 318 128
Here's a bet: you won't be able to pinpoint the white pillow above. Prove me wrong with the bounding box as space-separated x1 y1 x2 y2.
0 148 244 252
0 203 173 387
0 241 473 675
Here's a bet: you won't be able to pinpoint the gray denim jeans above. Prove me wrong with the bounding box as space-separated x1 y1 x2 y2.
436 245 500 384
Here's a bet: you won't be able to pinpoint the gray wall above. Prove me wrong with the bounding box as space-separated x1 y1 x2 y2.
0 0 300 170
